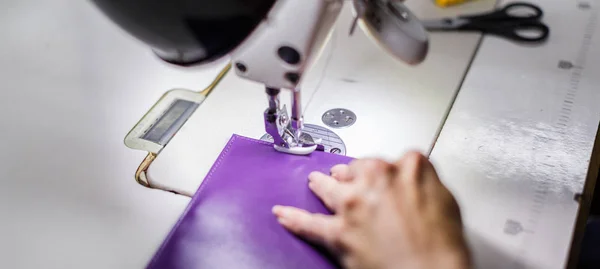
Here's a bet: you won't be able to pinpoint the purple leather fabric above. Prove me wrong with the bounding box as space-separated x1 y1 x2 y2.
147 134 353 269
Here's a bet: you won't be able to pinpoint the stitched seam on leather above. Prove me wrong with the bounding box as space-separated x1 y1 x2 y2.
195 135 272 203
238 135 271 145
147 134 239 267
147 134 272 267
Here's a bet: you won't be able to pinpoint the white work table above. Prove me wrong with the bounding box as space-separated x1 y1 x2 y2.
432 0 600 268
0 0 215 268
1 0 598 269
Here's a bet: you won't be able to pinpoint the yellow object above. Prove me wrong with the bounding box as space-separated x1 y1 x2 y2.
435 0 469 8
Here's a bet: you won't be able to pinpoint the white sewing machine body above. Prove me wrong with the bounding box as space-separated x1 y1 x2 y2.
145 1 494 196
138 1 600 268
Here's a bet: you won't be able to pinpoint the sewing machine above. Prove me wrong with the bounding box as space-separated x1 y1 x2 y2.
117 0 495 196
99 0 428 156
15 0 592 268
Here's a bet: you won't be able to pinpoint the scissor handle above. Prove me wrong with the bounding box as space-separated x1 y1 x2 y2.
462 20 550 43
502 2 543 20
502 20 550 42
462 2 544 21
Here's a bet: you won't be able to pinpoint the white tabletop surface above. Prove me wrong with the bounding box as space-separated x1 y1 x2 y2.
0 0 227 268
431 0 600 268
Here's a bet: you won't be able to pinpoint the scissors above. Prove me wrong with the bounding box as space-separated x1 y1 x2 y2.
422 2 550 43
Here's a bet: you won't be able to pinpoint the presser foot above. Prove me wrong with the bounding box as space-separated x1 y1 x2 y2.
261 124 346 155
264 87 325 155
265 107 324 155
274 144 318 155
273 131 324 155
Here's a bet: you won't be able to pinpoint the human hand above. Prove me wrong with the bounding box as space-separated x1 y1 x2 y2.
272 152 470 269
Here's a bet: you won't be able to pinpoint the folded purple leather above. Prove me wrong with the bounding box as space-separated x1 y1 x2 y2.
147 134 353 269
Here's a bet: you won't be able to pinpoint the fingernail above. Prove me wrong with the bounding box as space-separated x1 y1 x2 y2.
272 205 284 216
273 206 291 226
330 164 345 173
277 217 289 226
308 181 316 190
308 171 325 181
272 205 292 217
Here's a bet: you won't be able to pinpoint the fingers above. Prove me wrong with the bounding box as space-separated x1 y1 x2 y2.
394 152 428 206
272 205 339 245
330 164 353 182
396 151 432 186
395 151 454 210
348 159 397 188
308 171 352 211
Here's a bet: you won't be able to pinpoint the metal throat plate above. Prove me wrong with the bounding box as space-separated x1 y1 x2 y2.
322 108 357 128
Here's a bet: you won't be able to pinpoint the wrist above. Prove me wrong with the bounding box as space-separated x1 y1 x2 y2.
431 249 471 269
389 250 470 269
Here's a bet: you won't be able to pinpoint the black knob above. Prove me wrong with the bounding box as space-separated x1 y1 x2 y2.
235 62 247 73
278 46 301 65
285 72 300 84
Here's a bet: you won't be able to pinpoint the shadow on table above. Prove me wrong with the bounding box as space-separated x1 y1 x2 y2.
578 217 600 269
466 230 528 269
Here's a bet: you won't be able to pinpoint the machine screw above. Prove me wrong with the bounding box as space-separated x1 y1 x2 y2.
578 2 591 9
330 148 342 154
558 60 574 69
503 219 525 235
285 72 300 84
235 62 247 73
